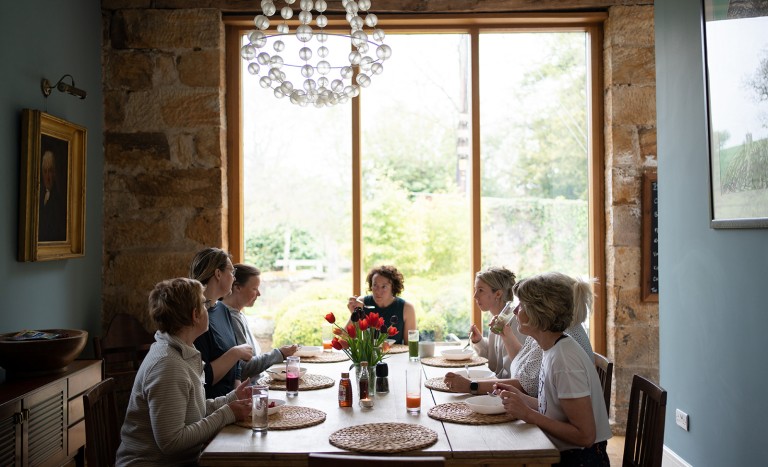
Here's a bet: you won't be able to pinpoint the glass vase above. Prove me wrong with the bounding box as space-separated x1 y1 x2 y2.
353 363 377 397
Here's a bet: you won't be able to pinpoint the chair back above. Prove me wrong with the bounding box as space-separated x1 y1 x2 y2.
623 374 667 467
594 352 613 412
83 378 121 467
308 453 445 467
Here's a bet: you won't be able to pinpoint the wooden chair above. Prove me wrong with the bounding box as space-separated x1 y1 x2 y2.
83 378 121 467
594 352 613 412
308 453 445 467
93 313 155 423
623 374 667 467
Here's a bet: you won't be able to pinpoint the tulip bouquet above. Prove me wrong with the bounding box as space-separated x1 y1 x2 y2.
324 308 399 368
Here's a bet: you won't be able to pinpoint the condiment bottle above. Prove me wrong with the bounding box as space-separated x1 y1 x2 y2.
358 361 370 400
338 372 352 407
375 362 389 393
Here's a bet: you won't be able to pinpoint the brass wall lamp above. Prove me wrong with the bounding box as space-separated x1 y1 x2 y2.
41 74 87 99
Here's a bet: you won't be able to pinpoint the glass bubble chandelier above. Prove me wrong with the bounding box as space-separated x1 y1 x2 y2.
240 0 392 107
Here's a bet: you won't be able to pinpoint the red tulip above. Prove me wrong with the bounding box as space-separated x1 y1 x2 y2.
387 326 398 337
358 318 369 331
325 313 336 324
367 312 380 324
377 317 385 328
331 337 342 350
346 323 357 339
339 339 350 350
333 327 343 336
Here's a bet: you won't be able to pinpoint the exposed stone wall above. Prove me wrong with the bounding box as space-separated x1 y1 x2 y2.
100 0 658 434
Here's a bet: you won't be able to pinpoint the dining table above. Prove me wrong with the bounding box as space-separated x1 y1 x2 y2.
199 346 559 466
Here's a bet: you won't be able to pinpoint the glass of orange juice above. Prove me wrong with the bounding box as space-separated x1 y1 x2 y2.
321 323 333 351
406 362 421 413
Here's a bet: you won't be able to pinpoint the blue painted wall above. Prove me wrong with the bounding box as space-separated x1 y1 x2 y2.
656 0 768 465
0 0 103 371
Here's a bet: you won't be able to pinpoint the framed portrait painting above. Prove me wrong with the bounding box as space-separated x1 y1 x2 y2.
18 110 87 261
702 0 768 228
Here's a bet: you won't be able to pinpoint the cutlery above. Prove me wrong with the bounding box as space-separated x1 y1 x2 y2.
487 391 499 397
462 340 471 351
464 364 469 376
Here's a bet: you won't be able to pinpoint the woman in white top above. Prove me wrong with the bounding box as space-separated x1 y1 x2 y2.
497 272 611 466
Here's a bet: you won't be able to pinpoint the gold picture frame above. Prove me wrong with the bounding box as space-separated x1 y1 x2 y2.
18 110 87 261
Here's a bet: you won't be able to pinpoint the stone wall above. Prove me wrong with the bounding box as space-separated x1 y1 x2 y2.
100 0 657 434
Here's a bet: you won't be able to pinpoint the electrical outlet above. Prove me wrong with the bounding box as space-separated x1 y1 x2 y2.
675 409 689 431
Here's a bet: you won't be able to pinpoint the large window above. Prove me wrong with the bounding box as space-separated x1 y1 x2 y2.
226 15 605 352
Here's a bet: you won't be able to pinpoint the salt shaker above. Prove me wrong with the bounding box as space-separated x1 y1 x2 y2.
375 362 389 394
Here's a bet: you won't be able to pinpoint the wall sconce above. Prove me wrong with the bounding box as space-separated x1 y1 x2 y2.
41 74 87 100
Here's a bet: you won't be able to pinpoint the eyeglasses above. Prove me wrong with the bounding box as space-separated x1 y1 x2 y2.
231 267 238 277
513 303 524 315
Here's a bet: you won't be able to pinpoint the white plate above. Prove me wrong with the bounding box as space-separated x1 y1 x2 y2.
441 348 475 360
294 346 323 357
465 395 505 415
267 398 285 415
452 368 495 379
266 365 307 381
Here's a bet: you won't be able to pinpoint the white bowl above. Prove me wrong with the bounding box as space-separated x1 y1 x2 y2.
294 345 323 357
465 395 505 415
452 368 495 379
266 365 308 381
441 348 475 361
267 398 285 415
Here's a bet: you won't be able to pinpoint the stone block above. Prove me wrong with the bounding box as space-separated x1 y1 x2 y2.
104 212 181 251
178 49 223 87
608 205 641 246
103 251 191 293
154 53 178 87
122 91 166 131
105 51 153 91
611 167 641 205
612 245 641 287
605 125 638 166
126 167 224 210
111 9 222 50
609 85 657 127
170 128 225 168
161 90 223 127
103 90 127 128
639 127 657 160
605 45 656 87
605 5 655 48
614 324 657 368
185 208 226 246
104 132 171 169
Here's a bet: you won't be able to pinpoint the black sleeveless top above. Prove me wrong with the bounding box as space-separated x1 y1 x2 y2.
363 296 406 344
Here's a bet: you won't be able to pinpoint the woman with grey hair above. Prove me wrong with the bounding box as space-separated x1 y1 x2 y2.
496 272 610 466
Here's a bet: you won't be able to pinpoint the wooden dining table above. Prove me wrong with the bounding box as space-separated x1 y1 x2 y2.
199 348 559 467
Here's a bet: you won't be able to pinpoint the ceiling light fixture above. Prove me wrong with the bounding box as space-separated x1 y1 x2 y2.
240 0 391 107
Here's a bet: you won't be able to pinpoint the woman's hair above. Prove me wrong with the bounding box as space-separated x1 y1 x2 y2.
476 267 517 302
512 272 595 332
188 247 230 285
366 265 405 296
233 263 261 287
148 277 204 334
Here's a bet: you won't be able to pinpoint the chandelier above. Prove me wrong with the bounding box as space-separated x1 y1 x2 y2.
240 0 392 107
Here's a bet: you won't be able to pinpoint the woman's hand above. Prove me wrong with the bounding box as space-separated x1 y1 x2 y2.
279 344 299 358
234 379 251 400
443 372 471 393
347 296 363 314
232 344 254 361
227 398 252 422
469 324 482 344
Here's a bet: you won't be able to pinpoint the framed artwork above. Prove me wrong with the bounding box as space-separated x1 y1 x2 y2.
641 171 659 302
18 110 87 261
702 0 768 228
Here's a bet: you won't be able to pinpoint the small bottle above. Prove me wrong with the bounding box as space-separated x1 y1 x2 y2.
338 372 352 407
358 361 370 400
375 362 389 394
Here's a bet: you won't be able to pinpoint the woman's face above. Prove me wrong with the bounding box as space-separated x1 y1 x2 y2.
208 258 236 299
473 278 501 315
371 274 393 302
235 275 261 309
514 302 532 336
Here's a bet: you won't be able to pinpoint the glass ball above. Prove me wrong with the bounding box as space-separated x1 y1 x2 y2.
277 23 289 34
318 46 329 58
360 56 373 71
316 14 328 28
274 87 285 98
373 28 386 42
318 77 329 88
296 24 313 42
259 76 272 88
345 12 354 23
298 10 312 25
299 47 313 61
248 30 267 47
262 2 276 16
356 73 371 87
280 6 293 20
285 0 296 4
254 15 270 30
300 0 313 11
371 62 383 75
350 16 364 30
365 13 378 27
317 60 331 75
357 42 369 54
304 79 317 91
316 31 328 43
268 68 281 80
348 51 362 65
270 55 284 68
331 79 344 92
301 64 315 78
240 44 257 60
316 0 328 12
376 44 392 60
340 66 353 79
358 0 371 11
345 2 358 15
247 62 260 75
351 30 367 48
257 52 271 65
273 40 285 52
280 81 294 94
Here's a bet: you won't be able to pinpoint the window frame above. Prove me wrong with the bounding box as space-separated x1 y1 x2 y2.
224 12 607 353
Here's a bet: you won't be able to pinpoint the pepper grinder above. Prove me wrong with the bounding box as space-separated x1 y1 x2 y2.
375 362 389 394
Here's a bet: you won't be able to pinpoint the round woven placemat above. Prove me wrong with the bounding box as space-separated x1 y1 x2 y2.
257 373 336 391
424 376 451 393
329 422 438 453
235 405 326 430
298 351 350 363
386 344 409 354
420 355 488 368
427 402 516 425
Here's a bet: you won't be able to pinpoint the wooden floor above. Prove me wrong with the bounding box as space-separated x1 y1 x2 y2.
608 435 625 466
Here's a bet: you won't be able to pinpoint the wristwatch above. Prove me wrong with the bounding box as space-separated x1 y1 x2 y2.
470 381 479 395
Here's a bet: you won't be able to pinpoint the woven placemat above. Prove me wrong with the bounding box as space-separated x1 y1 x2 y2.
420 355 488 368
427 402 516 425
257 373 336 391
298 351 350 363
386 344 409 354
235 405 326 430
424 376 451 393
329 422 438 453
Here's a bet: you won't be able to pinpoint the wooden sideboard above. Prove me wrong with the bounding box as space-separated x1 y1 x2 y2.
0 360 102 466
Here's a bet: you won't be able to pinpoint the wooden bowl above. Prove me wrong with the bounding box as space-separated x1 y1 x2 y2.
0 329 88 376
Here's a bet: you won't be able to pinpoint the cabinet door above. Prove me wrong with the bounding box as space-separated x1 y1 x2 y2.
0 399 22 467
24 380 67 467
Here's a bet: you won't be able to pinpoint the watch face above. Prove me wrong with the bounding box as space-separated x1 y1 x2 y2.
470 381 478 393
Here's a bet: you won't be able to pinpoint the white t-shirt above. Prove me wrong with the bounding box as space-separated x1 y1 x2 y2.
538 335 611 451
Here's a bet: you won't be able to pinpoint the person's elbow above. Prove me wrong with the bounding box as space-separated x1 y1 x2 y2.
573 427 596 448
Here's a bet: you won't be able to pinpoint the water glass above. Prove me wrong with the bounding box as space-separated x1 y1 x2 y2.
286 356 300 397
490 301 516 334
251 384 269 433
408 329 420 361
406 362 421 413
321 323 333 350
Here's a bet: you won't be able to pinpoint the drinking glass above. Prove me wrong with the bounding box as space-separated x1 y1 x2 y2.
408 329 419 361
251 384 269 433
406 362 421 413
490 301 516 334
321 323 333 351
286 356 300 397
